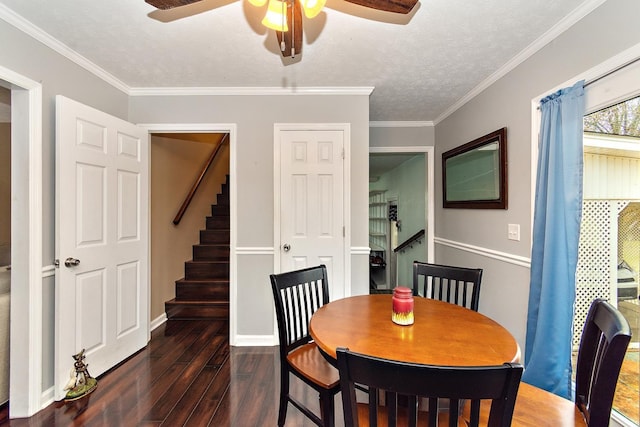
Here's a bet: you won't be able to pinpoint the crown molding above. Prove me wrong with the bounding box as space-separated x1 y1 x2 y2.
0 5 373 99
0 4 130 94
434 0 608 125
128 86 375 96
369 121 434 128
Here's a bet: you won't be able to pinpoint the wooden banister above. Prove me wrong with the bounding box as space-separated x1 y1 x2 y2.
173 133 229 225
393 229 425 253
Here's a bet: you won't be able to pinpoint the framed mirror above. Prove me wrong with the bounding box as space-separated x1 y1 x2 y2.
442 127 507 209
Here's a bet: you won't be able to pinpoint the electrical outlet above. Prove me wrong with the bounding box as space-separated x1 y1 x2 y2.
508 224 520 241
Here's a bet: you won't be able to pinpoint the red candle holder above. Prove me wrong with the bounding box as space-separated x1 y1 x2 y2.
392 286 414 325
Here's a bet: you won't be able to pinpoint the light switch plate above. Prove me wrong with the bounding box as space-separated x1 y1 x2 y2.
508 224 520 241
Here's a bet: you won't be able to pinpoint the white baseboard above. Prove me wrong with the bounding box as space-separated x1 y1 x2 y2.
233 335 278 347
40 386 55 408
149 313 167 332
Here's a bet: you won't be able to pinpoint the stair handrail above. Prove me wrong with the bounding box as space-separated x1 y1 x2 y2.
173 133 229 225
393 229 425 253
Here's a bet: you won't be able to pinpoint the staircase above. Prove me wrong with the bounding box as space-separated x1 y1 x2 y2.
165 176 230 319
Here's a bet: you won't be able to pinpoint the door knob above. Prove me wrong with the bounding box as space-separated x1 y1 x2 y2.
64 257 81 267
283 244 291 252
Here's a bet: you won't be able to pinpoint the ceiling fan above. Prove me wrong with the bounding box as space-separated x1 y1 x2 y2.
145 0 417 58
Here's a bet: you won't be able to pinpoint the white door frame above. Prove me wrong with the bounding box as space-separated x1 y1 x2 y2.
273 123 352 299
1 66 43 417
137 123 238 343
369 146 435 264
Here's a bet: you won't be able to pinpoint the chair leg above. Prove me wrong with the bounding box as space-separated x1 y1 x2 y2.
277 368 290 427
319 390 335 427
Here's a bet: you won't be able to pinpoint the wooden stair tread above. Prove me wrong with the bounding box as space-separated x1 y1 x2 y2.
166 299 229 306
176 278 229 283
166 174 231 320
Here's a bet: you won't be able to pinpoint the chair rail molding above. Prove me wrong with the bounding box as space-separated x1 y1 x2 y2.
351 246 371 255
434 237 531 268
235 247 275 255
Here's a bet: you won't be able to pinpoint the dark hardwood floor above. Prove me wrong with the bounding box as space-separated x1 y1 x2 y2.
0 320 342 427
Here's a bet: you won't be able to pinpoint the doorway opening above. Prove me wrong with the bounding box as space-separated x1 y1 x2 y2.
1 66 43 418
150 132 230 323
368 147 434 292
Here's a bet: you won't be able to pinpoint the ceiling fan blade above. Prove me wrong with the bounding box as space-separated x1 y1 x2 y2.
343 0 417 14
145 0 204 10
276 0 303 58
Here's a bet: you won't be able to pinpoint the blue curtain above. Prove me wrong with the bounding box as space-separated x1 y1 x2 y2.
523 81 585 399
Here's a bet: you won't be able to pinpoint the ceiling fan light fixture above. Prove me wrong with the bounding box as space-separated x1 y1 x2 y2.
300 0 325 18
248 0 268 7
262 0 289 32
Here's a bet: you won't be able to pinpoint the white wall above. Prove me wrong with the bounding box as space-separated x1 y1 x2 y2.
434 0 640 351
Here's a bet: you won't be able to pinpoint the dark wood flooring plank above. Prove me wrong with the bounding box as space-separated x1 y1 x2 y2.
159 365 218 426
147 319 204 358
230 349 279 426
186 355 230 426
120 362 187 423
0 320 349 427
67 321 207 425
143 328 225 422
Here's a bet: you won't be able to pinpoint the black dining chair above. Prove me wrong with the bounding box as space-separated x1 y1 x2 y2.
336 347 523 427
574 298 631 426
270 264 340 427
412 261 483 311
476 298 631 427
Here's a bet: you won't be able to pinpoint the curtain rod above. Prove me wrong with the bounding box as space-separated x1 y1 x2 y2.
536 56 640 109
584 56 640 88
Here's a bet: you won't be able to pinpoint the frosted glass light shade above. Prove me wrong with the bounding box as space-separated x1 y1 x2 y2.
248 0 268 6
300 0 325 18
262 0 288 32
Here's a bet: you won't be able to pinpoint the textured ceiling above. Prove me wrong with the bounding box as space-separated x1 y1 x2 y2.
0 0 589 121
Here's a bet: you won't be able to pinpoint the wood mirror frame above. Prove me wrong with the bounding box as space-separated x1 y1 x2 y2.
442 127 507 209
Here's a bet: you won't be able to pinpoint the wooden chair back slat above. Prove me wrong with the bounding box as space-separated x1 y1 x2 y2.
337 347 523 427
413 261 483 311
574 298 631 426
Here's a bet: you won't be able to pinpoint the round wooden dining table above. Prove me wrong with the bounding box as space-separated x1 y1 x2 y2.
309 294 521 366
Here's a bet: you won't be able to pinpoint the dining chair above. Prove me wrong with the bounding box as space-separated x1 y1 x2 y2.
573 298 632 426
470 298 631 427
412 261 483 311
270 264 340 427
336 347 523 427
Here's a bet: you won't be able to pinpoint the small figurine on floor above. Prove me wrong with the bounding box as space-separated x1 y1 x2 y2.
63 349 98 401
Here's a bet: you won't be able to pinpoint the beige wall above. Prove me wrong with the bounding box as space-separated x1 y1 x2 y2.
150 133 230 320
0 121 9 265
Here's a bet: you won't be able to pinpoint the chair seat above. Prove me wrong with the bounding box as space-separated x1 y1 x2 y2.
355 403 466 427
462 382 587 426
287 342 339 389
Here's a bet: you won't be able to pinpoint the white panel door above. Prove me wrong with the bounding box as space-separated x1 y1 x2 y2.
55 95 148 401
279 128 345 299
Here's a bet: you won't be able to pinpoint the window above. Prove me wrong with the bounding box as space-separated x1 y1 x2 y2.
577 95 640 426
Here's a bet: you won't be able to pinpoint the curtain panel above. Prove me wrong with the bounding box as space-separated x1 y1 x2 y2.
523 81 585 399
